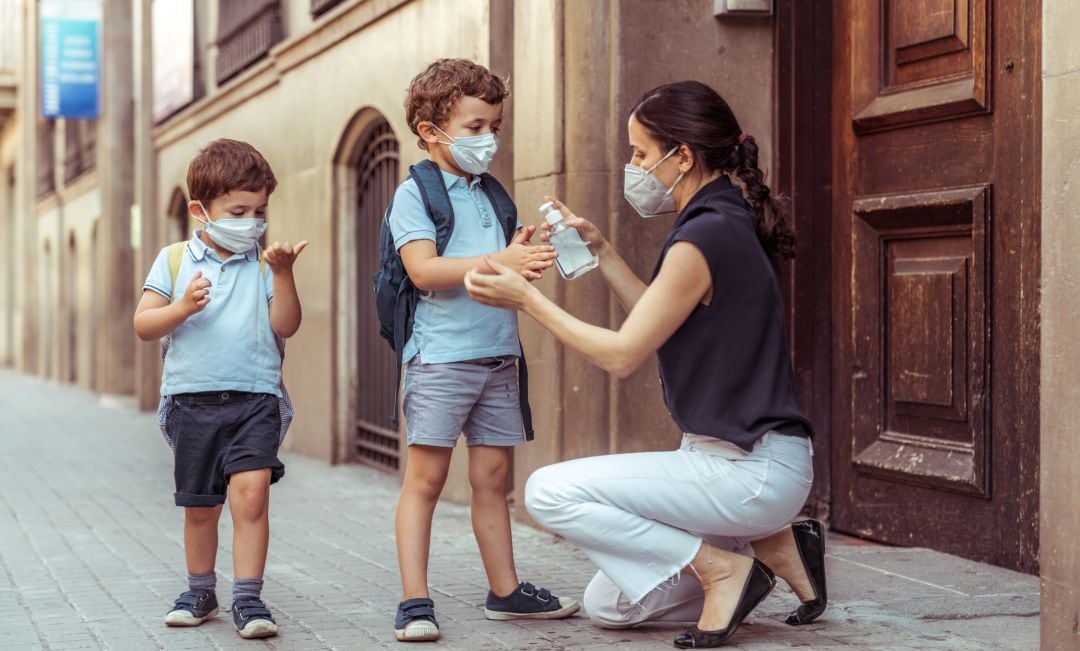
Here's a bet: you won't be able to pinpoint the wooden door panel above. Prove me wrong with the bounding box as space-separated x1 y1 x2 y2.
852 0 988 133
850 185 989 496
831 0 1039 572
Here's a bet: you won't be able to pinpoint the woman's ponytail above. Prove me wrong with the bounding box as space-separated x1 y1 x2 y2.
734 134 795 260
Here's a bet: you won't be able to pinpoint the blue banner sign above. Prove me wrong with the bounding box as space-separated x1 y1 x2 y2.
40 0 102 119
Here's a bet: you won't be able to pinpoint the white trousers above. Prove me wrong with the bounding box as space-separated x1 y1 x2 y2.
524 432 813 628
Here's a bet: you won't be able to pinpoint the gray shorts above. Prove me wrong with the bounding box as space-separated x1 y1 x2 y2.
402 356 526 448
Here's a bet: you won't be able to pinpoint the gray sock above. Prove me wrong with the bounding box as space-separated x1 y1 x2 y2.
233 577 264 602
188 571 216 593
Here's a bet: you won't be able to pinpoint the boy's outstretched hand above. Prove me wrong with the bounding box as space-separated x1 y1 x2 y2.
180 271 212 316
496 226 557 281
264 240 309 273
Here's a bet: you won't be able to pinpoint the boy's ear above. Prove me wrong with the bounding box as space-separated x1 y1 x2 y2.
416 121 442 147
188 199 208 220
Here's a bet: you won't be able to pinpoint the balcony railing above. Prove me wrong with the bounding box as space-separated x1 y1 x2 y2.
216 0 282 85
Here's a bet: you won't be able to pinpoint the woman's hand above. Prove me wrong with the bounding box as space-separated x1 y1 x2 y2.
465 256 537 311
539 196 608 254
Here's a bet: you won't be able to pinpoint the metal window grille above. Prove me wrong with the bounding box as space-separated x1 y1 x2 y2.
63 119 96 184
354 119 401 472
36 120 55 197
216 0 282 85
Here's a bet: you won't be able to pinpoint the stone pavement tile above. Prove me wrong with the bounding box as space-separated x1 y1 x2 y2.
0 370 1042 650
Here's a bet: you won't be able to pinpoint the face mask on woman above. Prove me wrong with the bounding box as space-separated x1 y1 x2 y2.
433 124 499 175
623 147 685 218
192 201 267 253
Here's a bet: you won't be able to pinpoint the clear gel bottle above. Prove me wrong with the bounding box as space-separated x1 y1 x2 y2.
540 201 599 280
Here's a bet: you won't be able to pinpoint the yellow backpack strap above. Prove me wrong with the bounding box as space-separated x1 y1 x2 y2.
166 241 187 300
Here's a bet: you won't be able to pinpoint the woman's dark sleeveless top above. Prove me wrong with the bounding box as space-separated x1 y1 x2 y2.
651 176 813 451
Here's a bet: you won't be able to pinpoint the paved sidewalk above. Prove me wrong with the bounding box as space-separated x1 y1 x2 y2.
0 370 1038 650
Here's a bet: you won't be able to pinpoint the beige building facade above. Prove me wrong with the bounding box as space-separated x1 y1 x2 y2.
5 0 1080 644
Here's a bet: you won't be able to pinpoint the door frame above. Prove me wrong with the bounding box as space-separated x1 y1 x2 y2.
775 0 834 520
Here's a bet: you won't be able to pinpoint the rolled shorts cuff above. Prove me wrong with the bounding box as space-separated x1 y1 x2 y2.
465 433 525 447
225 456 285 484
175 491 227 507
406 435 459 448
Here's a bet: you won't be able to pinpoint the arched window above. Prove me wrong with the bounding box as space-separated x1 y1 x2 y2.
353 117 400 472
167 188 190 244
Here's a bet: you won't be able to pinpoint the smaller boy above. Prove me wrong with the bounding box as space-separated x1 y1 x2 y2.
389 59 578 643
134 139 306 640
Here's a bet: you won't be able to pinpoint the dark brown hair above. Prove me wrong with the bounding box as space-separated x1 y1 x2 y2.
187 139 277 205
630 81 795 259
405 58 510 151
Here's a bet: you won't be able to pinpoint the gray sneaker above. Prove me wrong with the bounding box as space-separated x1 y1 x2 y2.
232 597 279 639
484 582 580 620
164 589 219 626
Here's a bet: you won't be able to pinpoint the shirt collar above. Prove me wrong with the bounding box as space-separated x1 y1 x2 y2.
440 168 482 191
188 229 260 262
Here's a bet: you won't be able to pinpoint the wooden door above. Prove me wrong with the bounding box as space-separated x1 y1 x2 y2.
831 0 1040 572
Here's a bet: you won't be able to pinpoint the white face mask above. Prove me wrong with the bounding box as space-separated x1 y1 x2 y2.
623 147 685 218
433 124 499 175
192 201 267 253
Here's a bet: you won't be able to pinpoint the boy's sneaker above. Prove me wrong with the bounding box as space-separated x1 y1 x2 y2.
484 582 580 620
232 597 279 639
164 589 219 626
394 597 440 642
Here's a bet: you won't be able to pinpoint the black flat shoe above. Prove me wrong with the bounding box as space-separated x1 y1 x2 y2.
784 519 828 625
673 558 775 648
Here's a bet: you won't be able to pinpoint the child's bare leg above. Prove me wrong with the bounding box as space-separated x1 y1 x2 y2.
229 468 272 579
468 445 519 596
184 505 223 574
396 445 454 599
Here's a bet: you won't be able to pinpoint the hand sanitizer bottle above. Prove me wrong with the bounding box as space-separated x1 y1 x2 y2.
540 202 599 280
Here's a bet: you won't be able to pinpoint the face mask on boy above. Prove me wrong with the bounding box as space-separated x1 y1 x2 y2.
623 146 685 218
192 201 267 253
432 124 499 175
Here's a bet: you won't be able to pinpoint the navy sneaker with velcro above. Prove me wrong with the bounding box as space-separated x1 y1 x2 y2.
484 582 580 620
394 597 440 642
232 597 278 639
164 589 219 626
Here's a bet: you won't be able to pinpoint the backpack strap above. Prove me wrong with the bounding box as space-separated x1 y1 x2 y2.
479 173 535 440
409 159 455 255
166 241 187 300
479 172 519 246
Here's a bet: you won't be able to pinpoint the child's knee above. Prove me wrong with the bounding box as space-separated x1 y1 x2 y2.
228 472 270 519
404 469 448 501
469 460 509 493
184 505 222 526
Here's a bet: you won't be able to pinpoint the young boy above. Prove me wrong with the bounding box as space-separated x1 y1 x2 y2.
389 59 578 642
134 139 306 640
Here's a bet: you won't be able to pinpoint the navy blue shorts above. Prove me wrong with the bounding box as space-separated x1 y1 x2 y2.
166 391 285 507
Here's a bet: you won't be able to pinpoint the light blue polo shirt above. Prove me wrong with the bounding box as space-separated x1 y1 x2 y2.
142 230 281 397
388 169 522 364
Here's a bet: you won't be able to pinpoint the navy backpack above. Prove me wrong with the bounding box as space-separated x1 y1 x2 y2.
373 159 534 439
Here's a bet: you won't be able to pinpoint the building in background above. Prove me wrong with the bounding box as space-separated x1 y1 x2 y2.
3 1 1080 645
